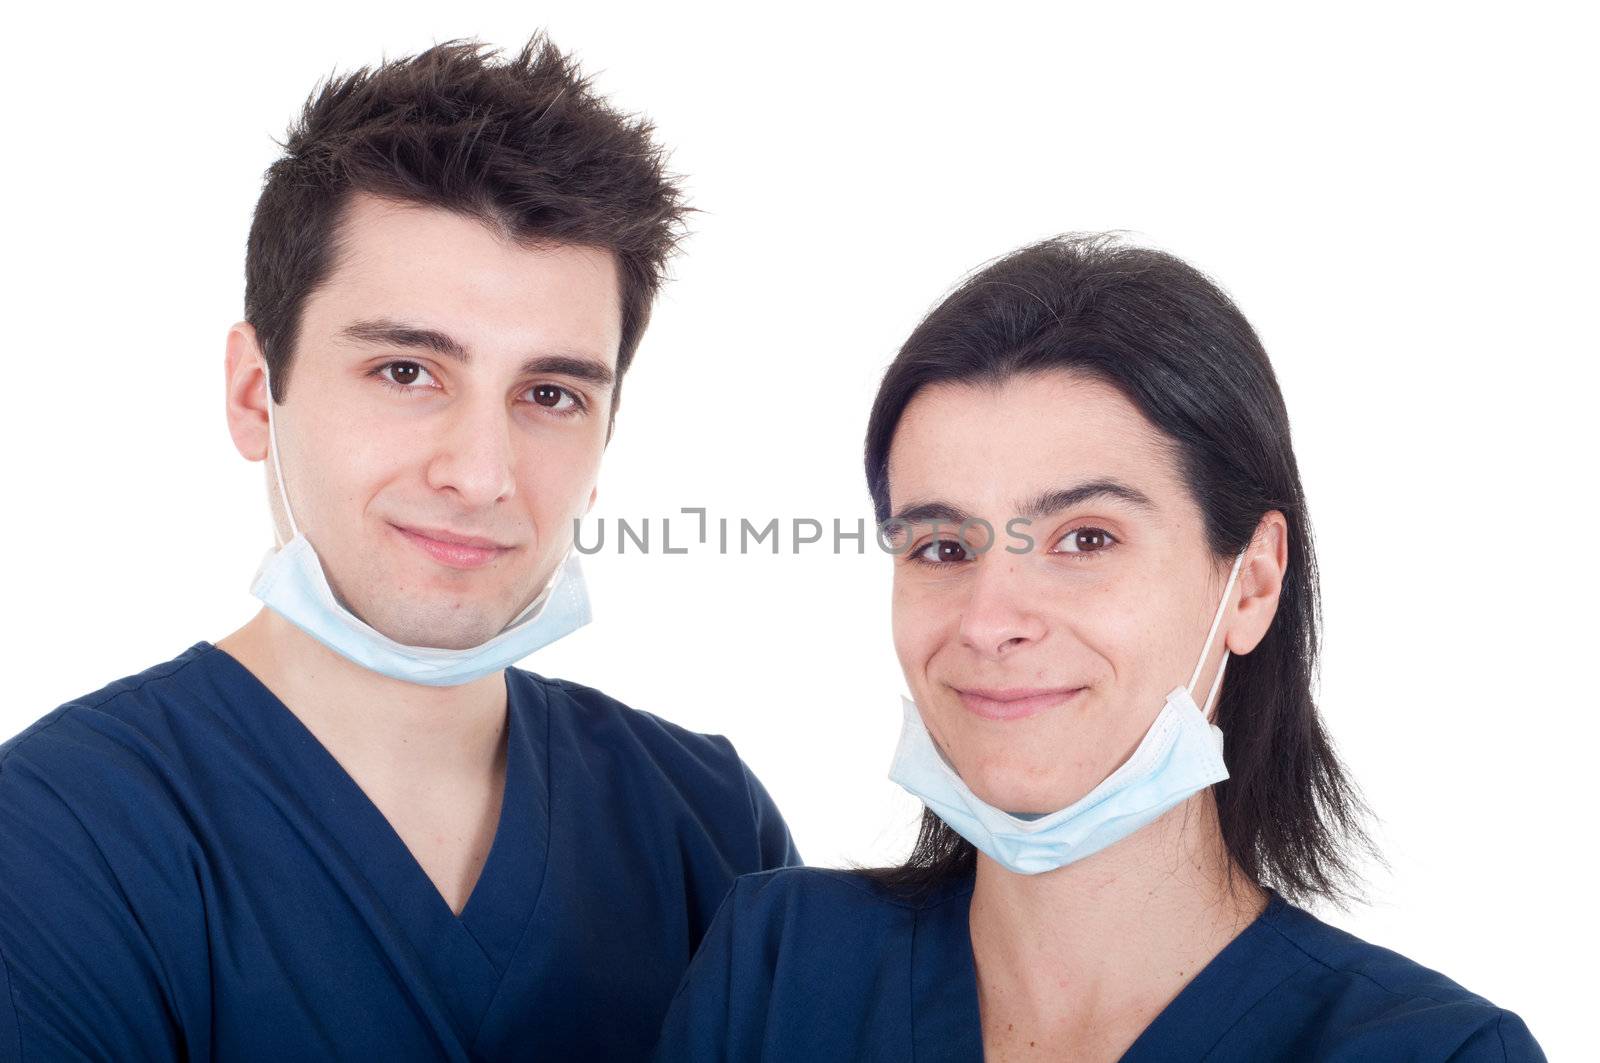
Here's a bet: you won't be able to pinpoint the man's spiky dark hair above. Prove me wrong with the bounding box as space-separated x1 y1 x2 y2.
245 34 689 410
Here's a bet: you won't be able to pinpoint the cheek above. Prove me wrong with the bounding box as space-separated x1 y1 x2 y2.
891 578 939 675
513 429 603 505
890 571 971 686
1098 582 1190 697
295 407 407 509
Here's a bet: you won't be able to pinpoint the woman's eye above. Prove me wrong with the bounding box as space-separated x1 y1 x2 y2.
528 384 581 413
1053 527 1117 555
913 538 975 564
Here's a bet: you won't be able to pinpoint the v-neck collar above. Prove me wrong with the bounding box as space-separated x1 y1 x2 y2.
912 874 1306 1061
909 876 985 1060
1119 890 1305 1061
190 641 551 1041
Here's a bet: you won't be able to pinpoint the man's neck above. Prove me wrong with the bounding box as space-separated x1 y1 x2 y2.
968 794 1267 1060
216 608 513 915
214 607 509 787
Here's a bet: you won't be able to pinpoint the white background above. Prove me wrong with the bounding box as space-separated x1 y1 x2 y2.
4 2 1595 1057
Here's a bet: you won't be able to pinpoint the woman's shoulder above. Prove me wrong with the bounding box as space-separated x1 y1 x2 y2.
703 866 976 962
726 865 975 921
1253 895 1544 1060
1264 895 1511 1006
654 867 978 1060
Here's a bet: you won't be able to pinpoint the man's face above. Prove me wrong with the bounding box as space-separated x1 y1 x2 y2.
250 193 621 650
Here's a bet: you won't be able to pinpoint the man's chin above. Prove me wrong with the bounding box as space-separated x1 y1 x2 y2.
358 604 508 651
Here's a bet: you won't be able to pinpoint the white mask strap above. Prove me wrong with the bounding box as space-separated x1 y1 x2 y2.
1187 548 1249 716
262 363 300 547
1201 652 1230 719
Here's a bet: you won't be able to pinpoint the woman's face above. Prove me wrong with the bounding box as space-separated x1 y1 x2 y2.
887 370 1241 815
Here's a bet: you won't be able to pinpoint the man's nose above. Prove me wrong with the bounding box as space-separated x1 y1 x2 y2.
425 401 518 509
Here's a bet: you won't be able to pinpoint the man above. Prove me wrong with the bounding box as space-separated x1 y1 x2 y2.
0 36 798 1061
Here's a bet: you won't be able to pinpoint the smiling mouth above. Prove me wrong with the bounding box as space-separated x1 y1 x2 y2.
954 686 1086 722
392 524 512 570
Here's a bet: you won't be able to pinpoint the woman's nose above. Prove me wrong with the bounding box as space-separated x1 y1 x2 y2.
955 555 1047 660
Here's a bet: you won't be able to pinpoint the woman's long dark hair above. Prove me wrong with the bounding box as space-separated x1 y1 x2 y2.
863 234 1376 906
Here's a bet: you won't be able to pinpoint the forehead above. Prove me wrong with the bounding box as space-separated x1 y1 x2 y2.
303 193 623 364
886 371 1186 511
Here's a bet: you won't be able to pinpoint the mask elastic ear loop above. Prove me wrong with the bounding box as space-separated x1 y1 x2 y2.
501 545 569 629
262 364 300 548
1188 548 1249 718
1201 653 1230 720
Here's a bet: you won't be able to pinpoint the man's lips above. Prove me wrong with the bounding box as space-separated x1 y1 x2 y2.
955 685 1086 722
391 524 513 569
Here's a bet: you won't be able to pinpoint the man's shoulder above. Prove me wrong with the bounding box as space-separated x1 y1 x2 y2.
1 647 221 1056
1 642 218 806
512 668 743 771
0 649 217 946
510 668 800 867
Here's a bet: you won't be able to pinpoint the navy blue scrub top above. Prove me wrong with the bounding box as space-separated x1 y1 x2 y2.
0 642 800 1061
653 867 1546 1062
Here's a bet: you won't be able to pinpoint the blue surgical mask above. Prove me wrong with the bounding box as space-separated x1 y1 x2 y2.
888 548 1247 875
247 364 592 687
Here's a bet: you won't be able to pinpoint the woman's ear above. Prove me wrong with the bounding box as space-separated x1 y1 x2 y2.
1227 512 1289 656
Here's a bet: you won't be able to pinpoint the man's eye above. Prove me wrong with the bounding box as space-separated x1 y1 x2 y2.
528 384 581 412
913 538 975 564
377 361 435 389
1053 527 1117 555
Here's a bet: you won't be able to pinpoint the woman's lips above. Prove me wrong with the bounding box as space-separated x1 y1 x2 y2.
392 524 509 569
956 686 1085 722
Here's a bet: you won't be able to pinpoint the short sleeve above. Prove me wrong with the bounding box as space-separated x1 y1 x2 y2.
652 876 753 1063
739 758 801 870
0 733 195 1061
0 941 19 1062
1443 1009 1548 1063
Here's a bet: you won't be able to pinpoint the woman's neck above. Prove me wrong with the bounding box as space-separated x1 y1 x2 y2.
968 794 1267 1061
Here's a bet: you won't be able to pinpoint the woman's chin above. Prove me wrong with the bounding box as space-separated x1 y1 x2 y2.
959 759 1097 816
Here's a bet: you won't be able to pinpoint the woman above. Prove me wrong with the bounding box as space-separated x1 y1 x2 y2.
652 236 1544 1061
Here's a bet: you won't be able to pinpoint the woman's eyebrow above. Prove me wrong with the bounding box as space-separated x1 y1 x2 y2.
1017 479 1157 519
891 480 1155 528
889 501 971 526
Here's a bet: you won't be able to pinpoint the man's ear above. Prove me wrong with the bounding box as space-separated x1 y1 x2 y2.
224 322 271 462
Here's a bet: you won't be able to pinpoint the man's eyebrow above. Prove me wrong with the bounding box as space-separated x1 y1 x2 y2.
1017 479 1157 519
340 319 469 361
520 355 615 389
338 318 616 388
